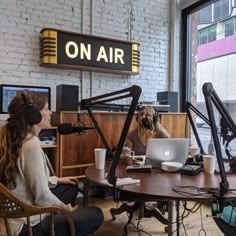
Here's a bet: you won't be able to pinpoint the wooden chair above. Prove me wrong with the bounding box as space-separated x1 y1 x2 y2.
0 182 75 236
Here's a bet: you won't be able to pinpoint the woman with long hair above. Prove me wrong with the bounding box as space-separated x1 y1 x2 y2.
0 91 103 236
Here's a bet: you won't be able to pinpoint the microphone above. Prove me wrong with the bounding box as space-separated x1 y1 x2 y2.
141 117 154 131
58 123 95 135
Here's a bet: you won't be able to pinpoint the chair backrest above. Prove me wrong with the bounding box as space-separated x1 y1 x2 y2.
0 182 75 236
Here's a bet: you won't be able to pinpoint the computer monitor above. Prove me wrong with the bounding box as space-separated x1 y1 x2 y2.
0 84 51 114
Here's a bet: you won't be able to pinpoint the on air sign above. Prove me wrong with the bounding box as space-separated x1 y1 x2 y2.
40 28 139 75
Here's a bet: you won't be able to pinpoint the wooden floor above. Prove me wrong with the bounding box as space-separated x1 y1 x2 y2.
85 197 224 236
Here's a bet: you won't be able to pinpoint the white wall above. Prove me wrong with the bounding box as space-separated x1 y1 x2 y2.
197 54 236 102
0 0 170 115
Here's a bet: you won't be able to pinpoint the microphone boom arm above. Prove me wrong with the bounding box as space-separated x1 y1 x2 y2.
80 85 142 185
86 108 111 156
185 101 209 155
202 82 234 197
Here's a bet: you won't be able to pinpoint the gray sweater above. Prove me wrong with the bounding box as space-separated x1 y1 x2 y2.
0 135 69 236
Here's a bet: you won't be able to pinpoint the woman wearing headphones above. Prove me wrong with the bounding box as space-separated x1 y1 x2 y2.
126 106 170 155
0 92 104 236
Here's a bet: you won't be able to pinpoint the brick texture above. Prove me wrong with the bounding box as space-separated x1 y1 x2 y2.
0 0 170 111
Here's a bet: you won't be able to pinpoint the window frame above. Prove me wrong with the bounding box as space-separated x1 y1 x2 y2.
181 0 213 112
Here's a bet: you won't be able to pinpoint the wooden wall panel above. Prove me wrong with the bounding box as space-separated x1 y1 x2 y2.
160 113 189 138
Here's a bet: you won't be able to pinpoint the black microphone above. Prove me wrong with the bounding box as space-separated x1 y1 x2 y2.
58 123 95 135
141 117 154 131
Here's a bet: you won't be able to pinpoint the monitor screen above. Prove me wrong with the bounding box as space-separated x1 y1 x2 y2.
0 84 51 114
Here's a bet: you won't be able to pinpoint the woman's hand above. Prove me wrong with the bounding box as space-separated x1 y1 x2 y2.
57 176 78 185
68 204 79 212
71 204 79 211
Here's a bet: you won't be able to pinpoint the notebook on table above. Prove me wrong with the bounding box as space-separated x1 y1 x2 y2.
145 138 190 168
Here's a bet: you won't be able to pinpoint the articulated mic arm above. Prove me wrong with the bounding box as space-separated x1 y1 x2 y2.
185 101 210 155
202 82 236 196
80 85 142 185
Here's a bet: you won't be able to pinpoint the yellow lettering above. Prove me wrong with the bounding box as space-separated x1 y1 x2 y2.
80 43 91 60
65 41 78 59
115 48 124 64
97 46 108 62
109 47 113 63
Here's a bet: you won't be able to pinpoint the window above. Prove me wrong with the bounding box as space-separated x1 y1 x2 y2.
197 0 231 24
198 5 212 24
182 0 236 157
225 17 236 36
213 0 230 21
198 25 216 45
198 29 208 45
208 24 217 41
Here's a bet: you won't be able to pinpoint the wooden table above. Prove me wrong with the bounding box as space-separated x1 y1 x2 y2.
85 162 236 235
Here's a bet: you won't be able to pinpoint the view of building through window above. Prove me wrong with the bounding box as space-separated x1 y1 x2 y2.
190 0 236 158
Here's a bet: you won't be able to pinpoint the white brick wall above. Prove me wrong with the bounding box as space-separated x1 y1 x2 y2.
0 0 170 112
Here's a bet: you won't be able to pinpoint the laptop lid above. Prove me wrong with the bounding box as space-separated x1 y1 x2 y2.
145 138 190 167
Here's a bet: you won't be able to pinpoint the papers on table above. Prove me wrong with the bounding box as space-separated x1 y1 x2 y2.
101 177 140 186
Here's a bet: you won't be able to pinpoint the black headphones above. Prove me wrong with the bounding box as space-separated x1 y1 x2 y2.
21 92 42 125
136 107 159 125
153 109 159 125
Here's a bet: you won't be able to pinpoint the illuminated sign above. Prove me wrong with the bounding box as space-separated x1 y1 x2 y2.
40 28 139 75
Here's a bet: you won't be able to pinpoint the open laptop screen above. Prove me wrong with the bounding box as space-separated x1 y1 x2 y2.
145 138 190 167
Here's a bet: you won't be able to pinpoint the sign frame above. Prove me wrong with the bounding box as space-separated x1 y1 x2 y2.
40 28 140 75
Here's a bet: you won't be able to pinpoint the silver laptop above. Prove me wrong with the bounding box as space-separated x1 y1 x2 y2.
145 138 190 167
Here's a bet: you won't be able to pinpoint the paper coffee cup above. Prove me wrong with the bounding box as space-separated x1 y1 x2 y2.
94 148 106 169
203 155 216 174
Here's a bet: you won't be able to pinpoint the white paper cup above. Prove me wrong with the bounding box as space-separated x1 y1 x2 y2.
203 155 216 174
190 146 200 157
94 148 106 169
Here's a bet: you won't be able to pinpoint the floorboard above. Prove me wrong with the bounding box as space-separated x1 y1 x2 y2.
83 196 224 236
